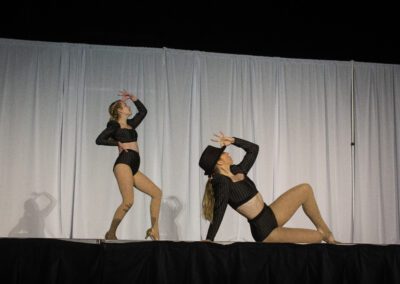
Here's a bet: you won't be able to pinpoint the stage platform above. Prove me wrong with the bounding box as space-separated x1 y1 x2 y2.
1 238 399 284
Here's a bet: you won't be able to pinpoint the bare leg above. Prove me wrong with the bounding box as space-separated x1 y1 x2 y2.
269 183 336 243
265 227 323 243
105 164 134 240
134 171 162 240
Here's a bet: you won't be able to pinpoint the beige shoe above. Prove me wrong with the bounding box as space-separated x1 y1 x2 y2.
105 231 117 240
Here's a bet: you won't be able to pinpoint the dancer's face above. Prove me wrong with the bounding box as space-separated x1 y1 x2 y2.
218 152 233 166
118 102 132 116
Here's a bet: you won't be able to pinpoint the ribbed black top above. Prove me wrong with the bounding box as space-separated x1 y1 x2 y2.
95 100 147 146
206 137 259 241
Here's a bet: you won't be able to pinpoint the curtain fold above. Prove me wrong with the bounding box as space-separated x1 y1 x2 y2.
353 63 400 243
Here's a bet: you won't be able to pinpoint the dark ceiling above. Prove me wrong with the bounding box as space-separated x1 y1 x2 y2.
1 2 399 64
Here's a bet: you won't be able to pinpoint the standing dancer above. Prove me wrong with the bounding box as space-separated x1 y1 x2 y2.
96 90 162 240
199 132 338 243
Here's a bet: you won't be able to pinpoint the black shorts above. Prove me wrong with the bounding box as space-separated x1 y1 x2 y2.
114 149 140 175
248 203 278 242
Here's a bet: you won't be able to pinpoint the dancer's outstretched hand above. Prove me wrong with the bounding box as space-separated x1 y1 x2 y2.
118 89 138 101
211 131 234 147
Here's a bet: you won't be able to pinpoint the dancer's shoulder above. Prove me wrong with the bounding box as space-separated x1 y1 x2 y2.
106 120 120 128
211 174 230 185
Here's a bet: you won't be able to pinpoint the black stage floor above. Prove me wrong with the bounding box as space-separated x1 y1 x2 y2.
1 238 399 284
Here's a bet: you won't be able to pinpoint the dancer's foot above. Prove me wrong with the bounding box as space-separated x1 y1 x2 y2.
318 228 339 244
145 227 159 240
105 231 117 240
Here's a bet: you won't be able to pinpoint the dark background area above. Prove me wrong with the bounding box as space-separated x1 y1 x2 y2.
1 2 399 64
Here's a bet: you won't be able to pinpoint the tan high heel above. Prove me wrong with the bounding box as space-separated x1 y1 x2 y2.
318 228 340 244
145 228 158 240
105 231 117 240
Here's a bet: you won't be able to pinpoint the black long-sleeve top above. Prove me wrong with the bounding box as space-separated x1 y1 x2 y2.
206 137 260 241
95 99 147 146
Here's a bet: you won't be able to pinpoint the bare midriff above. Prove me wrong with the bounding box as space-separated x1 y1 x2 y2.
236 192 264 220
119 141 139 153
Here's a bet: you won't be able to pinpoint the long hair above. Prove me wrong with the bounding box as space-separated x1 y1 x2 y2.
202 178 215 222
108 100 122 121
202 165 221 222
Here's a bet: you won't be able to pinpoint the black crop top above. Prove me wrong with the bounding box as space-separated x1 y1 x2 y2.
206 137 260 241
95 100 147 146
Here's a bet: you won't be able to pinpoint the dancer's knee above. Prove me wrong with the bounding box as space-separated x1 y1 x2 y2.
152 187 162 200
298 183 313 195
121 200 134 212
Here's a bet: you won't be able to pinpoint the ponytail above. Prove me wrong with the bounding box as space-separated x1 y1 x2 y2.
202 178 215 222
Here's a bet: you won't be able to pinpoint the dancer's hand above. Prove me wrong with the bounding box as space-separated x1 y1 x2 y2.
118 90 129 102
211 131 234 147
118 89 137 101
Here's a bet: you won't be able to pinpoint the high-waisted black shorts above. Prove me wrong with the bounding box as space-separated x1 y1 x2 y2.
114 149 140 175
248 203 278 242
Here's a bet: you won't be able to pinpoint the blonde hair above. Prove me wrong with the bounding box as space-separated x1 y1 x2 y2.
108 100 122 121
202 178 215 222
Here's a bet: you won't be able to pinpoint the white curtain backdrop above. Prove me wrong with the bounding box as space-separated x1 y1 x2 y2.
0 38 399 243
353 62 400 243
